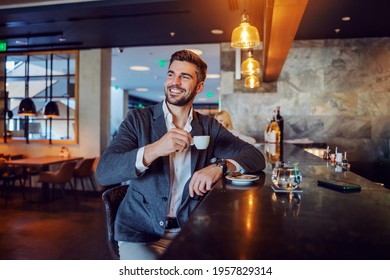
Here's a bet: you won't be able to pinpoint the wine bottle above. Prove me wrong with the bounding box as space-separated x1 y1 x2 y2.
270 114 281 143
275 106 284 143
342 151 348 166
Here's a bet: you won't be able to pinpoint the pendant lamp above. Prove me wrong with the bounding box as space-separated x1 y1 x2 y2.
231 12 260 49
241 49 261 75
43 100 60 118
18 98 37 116
244 75 260 89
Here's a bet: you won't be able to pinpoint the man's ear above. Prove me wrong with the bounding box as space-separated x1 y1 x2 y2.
196 81 204 93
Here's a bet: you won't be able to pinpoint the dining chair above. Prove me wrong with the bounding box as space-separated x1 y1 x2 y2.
38 161 78 202
12 154 43 193
101 185 128 260
0 158 26 207
73 157 97 193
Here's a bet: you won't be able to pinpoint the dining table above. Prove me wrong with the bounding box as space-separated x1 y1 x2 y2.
6 155 83 202
161 143 390 260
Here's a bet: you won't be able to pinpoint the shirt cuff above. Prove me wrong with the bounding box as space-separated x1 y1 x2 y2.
136 146 149 173
226 159 244 173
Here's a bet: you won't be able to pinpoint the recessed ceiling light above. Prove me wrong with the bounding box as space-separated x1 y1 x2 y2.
207 74 220 79
211 29 223 35
135 88 149 92
129 66 150 71
342 16 351 21
197 98 208 102
185 48 203 56
111 77 116 81
15 40 27 45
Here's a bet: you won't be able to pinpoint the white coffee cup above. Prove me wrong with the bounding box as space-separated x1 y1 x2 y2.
191 135 210 150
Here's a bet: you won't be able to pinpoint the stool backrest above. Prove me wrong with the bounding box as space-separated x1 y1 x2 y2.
101 185 128 260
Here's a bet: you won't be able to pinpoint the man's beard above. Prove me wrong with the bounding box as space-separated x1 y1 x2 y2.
165 85 197 106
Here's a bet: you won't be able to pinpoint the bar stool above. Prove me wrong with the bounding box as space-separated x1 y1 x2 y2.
102 185 128 259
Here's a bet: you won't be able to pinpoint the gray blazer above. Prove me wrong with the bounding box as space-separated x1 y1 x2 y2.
96 102 265 242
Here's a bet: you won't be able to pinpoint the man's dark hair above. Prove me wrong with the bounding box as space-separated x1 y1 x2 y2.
169 49 208 83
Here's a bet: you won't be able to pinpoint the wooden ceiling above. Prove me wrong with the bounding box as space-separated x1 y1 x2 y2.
0 0 388 83
262 0 308 82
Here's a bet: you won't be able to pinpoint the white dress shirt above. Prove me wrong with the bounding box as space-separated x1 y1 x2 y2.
135 101 192 218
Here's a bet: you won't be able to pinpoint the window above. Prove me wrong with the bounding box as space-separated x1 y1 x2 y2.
0 50 78 144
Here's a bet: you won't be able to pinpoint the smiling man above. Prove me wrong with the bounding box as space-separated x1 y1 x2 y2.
96 49 266 259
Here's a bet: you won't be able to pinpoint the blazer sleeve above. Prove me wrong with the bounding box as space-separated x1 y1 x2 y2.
96 110 144 186
211 119 266 173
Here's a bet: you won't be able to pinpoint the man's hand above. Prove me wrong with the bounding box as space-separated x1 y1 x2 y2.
189 164 222 197
143 128 191 165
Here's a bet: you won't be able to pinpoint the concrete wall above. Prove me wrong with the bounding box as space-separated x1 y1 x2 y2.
220 38 390 164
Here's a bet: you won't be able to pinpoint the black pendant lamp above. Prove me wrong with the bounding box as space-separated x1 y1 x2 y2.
18 98 37 116
43 100 60 118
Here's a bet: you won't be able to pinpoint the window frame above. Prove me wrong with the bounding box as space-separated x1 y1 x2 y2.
0 50 79 145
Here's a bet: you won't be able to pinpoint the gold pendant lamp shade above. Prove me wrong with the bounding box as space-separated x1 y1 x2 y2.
18 98 37 116
231 12 260 49
241 49 260 75
244 75 260 88
43 100 60 118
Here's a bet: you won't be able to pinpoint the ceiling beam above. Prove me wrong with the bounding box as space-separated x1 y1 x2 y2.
262 0 308 82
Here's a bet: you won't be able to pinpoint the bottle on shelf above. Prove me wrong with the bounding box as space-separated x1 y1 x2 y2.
264 114 280 143
332 146 338 164
323 146 331 160
342 151 349 166
269 114 281 143
275 106 284 143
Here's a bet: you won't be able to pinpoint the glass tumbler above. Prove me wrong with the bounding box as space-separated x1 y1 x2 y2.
271 161 302 190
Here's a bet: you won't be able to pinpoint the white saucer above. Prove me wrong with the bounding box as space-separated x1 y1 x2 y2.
225 174 259 185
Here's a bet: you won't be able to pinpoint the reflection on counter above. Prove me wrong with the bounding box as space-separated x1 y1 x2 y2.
271 192 302 217
264 143 282 165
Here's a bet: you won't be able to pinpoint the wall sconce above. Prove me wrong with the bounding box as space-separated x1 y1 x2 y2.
18 97 37 116
231 11 260 49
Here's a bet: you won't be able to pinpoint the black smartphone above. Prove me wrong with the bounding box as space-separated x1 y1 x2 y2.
317 179 361 193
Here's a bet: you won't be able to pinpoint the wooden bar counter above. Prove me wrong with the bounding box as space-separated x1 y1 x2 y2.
161 144 390 260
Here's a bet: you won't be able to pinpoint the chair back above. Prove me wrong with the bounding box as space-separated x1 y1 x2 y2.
40 161 77 184
57 161 78 183
102 185 128 260
74 158 95 177
10 154 27 160
0 158 8 174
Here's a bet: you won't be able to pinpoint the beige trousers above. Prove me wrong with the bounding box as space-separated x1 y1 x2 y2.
118 229 180 260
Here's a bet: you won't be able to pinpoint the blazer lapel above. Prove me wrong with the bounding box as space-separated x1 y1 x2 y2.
190 112 204 174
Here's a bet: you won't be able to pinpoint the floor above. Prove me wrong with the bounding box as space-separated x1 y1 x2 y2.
0 186 110 260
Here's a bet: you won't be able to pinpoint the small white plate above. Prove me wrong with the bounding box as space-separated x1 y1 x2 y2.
226 174 259 185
